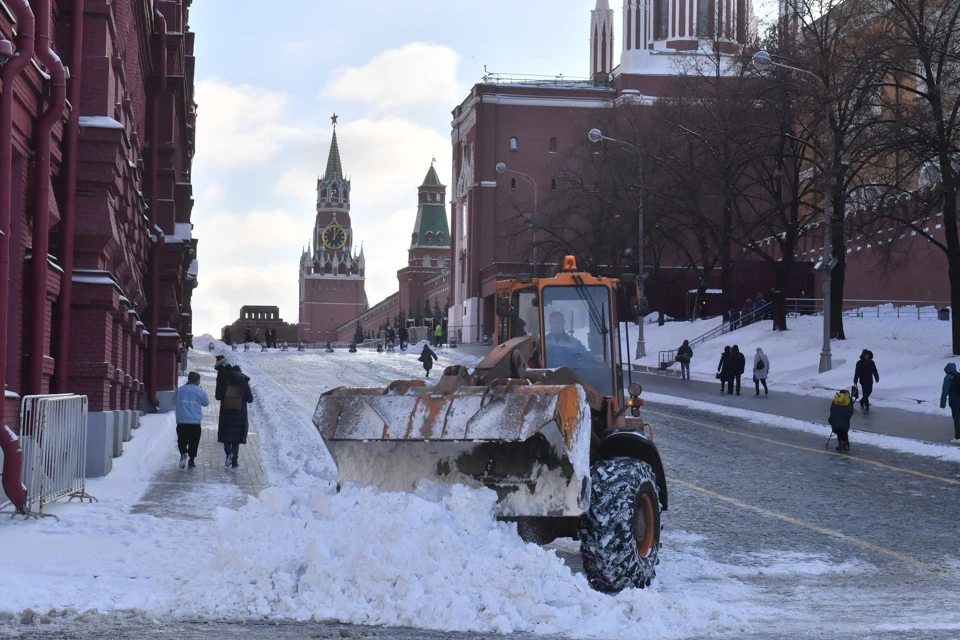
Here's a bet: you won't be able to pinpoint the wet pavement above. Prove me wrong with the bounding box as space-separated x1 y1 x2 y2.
633 370 954 443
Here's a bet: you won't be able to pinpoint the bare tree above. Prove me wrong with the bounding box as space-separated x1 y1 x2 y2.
864 0 960 353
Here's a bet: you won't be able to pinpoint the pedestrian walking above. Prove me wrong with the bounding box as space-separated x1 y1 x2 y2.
853 349 879 410
215 362 253 469
753 347 770 395
676 340 693 381
740 299 755 327
174 371 209 469
730 345 745 395
398 324 409 351
828 388 855 452
717 346 734 393
939 363 960 443
434 322 443 347
419 344 438 377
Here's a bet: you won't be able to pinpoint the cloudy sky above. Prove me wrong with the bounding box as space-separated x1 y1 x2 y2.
189 0 776 335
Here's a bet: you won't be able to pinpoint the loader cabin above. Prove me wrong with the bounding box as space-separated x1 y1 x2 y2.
495 256 641 406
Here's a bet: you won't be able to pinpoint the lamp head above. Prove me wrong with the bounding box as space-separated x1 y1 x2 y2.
587 128 604 143
752 50 773 71
495 162 507 174
0 39 12 65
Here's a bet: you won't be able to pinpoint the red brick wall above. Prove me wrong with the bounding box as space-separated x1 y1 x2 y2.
0 0 197 415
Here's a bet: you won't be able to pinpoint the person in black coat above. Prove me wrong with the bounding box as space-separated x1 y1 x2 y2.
398 324 409 351
215 363 253 468
676 340 693 381
730 345 745 395
853 349 880 410
419 344 438 377
717 346 733 393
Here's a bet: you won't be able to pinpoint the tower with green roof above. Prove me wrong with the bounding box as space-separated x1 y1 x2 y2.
397 160 452 320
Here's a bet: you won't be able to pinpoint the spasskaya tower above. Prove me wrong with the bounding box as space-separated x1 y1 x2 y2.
298 115 367 343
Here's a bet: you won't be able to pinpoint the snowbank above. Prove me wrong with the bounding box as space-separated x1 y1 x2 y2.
630 311 958 414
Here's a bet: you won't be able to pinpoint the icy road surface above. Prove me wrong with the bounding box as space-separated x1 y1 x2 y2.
2 341 959 639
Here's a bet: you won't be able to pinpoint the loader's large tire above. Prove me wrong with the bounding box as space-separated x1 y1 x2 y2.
580 457 661 592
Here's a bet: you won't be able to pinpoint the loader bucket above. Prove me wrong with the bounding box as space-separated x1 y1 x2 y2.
313 383 593 518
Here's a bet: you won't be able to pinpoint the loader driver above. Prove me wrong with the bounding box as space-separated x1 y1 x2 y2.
545 311 604 366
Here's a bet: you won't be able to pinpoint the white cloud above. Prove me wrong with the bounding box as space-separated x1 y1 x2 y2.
194 79 316 169
275 116 450 210
321 43 462 114
191 208 307 332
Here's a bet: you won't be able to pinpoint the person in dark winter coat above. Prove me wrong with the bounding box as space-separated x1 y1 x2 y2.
215 363 253 468
398 325 409 351
939 363 960 442
676 340 693 381
729 345 745 395
243 328 253 343
853 349 879 410
717 346 734 393
419 344 438 377
740 299 755 327
828 389 855 452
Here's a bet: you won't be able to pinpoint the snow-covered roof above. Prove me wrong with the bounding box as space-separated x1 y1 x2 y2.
79 116 124 130
175 222 192 241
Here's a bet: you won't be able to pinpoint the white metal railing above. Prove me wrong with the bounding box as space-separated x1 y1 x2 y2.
17 394 96 518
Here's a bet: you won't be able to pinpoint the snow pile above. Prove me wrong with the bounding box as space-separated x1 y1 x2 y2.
192 483 756 637
192 333 224 352
631 313 958 414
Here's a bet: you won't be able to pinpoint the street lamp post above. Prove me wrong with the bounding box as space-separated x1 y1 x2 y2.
752 50 834 373
495 162 539 278
588 128 646 359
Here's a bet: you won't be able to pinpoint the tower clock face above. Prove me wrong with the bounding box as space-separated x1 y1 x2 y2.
322 224 347 249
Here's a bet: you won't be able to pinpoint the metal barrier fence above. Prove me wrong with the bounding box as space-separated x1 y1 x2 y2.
17 394 96 518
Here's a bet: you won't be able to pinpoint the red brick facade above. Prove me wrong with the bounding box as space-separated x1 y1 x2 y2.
0 0 198 423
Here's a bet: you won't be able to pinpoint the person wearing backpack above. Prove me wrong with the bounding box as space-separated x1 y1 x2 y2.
753 347 770 395
215 363 253 468
828 389 855 452
939 363 960 443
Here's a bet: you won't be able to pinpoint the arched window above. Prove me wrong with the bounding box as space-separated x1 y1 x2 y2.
436 232 444 244
320 188 327 199
549 137 558 153
438 256 446 269
551 179 557 191
425 232 433 245
343 188 349 200
509 137 519 151
411 232 418 245
422 255 431 267
332 184 340 198
511 178 517 190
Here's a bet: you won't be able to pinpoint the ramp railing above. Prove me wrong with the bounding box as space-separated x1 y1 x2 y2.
16 394 97 518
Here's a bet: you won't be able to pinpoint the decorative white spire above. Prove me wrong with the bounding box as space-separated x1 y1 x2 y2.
591 0 615 77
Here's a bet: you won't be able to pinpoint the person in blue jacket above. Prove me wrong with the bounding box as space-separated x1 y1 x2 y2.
939 363 960 443
174 371 209 469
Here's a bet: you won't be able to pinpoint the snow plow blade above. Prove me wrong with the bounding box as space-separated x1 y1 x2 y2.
313 382 592 518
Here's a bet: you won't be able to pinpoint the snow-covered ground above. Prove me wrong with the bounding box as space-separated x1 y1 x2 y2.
627 306 958 415
0 336 877 638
